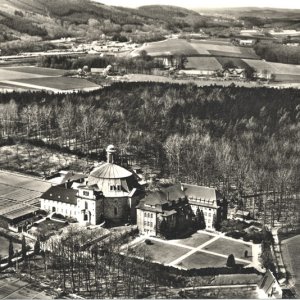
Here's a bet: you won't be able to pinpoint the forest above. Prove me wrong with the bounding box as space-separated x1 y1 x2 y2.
0 82 299 227
254 41 300 65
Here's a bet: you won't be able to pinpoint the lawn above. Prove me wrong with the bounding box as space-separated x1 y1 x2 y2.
176 251 227 269
0 236 21 257
281 235 300 297
133 240 189 264
8 77 100 91
173 232 214 248
205 237 252 261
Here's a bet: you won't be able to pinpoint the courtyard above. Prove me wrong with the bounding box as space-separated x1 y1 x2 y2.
130 231 257 270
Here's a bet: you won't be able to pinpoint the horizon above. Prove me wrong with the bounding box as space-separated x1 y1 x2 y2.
93 0 300 10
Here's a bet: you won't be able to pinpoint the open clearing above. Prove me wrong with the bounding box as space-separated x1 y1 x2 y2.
281 235 300 297
130 232 255 270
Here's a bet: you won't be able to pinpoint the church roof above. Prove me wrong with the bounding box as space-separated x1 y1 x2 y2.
89 162 133 180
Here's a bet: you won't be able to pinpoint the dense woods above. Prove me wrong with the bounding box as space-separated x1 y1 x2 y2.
254 41 300 65
0 83 299 226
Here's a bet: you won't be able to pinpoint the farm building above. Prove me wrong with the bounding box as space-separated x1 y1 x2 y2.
222 68 245 79
0 203 39 232
239 39 255 46
136 183 227 236
40 145 145 225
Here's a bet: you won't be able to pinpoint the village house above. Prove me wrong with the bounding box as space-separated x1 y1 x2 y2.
40 145 144 225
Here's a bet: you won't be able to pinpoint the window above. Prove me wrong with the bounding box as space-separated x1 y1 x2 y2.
151 213 153 218
83 191 89 196
117 185 121 191
147 221 149 226
84 214 88 221
144 212 147 217
144 221 146 226
52 207 56 212
150 222 153 227
85 202 88 209
114 207 118 216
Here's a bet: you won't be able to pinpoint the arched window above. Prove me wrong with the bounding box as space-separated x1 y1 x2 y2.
85 202 88 209
114 207 118 216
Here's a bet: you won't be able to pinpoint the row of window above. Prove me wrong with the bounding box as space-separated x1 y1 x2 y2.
144 221 153 227
110 185 122 191
144 212 153 218
46 206 76 216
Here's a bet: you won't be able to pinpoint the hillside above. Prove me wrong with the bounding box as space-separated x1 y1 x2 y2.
0 0 210 47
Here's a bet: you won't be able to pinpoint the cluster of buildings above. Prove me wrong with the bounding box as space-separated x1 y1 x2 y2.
39 145 227 236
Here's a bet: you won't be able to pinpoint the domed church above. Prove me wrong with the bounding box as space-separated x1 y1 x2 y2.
40 145 144 225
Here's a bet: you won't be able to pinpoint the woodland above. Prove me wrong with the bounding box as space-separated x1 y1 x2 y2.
0 82 299 227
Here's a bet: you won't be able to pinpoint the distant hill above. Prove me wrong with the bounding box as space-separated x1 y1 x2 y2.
197 7 300 29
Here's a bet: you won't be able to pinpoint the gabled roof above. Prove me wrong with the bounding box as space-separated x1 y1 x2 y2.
181 183 219 201
41 185 78 205
258 270 282 297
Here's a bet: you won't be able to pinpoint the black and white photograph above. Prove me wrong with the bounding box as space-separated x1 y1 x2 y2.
0 0 299 298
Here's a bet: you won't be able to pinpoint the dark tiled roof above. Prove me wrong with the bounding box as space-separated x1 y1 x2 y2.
41 185 78 205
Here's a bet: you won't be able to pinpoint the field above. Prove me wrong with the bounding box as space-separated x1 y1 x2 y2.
131 232 255 270
185 57 222 70
0 66 100 92
0 276 52 299
131 38 200 56
216 57 250 69
0 236 21 257
243 59 300 75
190 39 258 59
5 66 66 76
281 235 300 297
132 38 259 59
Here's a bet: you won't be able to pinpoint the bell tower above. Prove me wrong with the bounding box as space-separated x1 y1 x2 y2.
106 144 116 163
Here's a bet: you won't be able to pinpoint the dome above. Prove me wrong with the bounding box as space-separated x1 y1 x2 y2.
89 162 133 180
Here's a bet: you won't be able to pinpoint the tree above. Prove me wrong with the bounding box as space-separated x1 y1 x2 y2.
21 236 27 259
34 238 41 255
8 239 14 263
226 254 236 267
244 65 255 80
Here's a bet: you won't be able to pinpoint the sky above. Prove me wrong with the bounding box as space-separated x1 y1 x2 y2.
94 0 300 9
